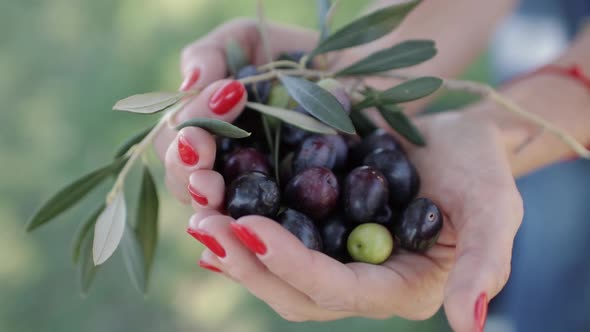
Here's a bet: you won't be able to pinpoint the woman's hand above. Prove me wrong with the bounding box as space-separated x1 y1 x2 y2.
154 19 523 332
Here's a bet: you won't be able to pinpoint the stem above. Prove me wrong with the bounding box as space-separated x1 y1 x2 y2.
237 68 330 84
377 73 590 159
257 60 300 71
256 0 273 63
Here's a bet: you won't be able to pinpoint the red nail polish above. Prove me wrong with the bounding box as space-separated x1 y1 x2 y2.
209 80 245 115
178 134 199 166
474 292 488 332
188 184 208 206
230 223 267 255
180 68 201 92
186 228 226 258
198 260 222 273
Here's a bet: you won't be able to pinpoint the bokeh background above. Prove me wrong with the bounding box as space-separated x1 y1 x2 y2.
0 1 486 331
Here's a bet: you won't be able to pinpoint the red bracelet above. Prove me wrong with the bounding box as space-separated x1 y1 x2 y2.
505 64 590 91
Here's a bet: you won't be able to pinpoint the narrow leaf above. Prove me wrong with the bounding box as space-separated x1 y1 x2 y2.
114 125 154 158
122 224 147 294
310 0 420 56
26 158 126 232
350 110 377 137
317 0 332 41
380 77 443 104
72 204 104 264
176 118 251 138
279 75 355 134
225 39 248 76
261 115 275 153
136 166 159 280
336 40 436 76
377 105 426 146
93 191 127 265
78 221 100 295
113 92 184 114
246 102 337 135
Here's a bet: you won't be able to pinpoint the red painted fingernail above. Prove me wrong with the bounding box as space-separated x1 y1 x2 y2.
180 68 201 92
198 260 222 273
209 80 245 115
186 228 226 258
188 184 208 206
474 292 488 332
178 134 199 166
230 223 267 255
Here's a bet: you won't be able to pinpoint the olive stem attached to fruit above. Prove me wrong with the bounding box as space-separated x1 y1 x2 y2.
257 60 300 71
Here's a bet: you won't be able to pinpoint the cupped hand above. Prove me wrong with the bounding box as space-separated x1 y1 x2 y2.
154 19 524 332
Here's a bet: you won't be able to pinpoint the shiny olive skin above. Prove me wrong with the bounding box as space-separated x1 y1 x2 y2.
226 172 280 219
284 167 339 220
342 166 390 223
292 135 338 175
281 106 311 146
395 198 443 253
351 129 404 163
323 135 348 170
236 65 271 103
277 209 323 251
320 214 353 262
374 205 396 227
363 149 420 209
223 147 271 183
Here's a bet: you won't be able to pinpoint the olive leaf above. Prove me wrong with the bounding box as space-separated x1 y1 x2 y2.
72 204 105 264
93 191 127 265
246 102 337 135
26 157 126 232
78 214 101 295
135 167 159 281
225 38 248 76
377 105 426 146
336 40 437 76
113 92 184 114
176 118 251 138
350 110 377 137
121 224 147 294
317 0 332 41
309 0 421 57
114 125 154 158
355 77 443 109
278 75 355 134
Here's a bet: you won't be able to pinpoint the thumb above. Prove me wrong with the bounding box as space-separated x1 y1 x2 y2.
443 190 523 332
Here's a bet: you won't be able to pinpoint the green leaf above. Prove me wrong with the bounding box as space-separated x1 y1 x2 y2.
122 224 147 294
310 0 420 57
176 118 251 138
317 0 332 41
377 105 426 146
246 102 338 135
114 125 154 158
135 167 159 282
113 92 184 114
380 77 443 104
93 191 126 265
336 40 437 76
78 218 100 295
278 75 355 134
225 39 248 76
261 115 275 153
72 204 104 264
26 157 126 232
350 110 377 137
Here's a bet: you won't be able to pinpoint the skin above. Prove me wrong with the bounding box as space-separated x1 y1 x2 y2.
153 4 590 332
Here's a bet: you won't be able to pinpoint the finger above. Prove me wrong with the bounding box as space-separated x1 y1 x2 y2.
188 170 225 211
444 184 524 332
190 215 352 322
163 127 216 202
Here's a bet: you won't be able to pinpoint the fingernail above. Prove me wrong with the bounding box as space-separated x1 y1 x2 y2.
178 134 199 166
180 68 201 92
474 292 488 332
188 184 208 206
186 228 226 258
230 222 267 255
209 80 245 115
198 260 222 273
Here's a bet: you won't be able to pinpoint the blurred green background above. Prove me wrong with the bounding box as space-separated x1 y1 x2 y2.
0 0 489 331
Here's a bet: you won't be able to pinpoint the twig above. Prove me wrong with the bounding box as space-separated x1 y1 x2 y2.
237 68 329 84
380 72 590 159
325 0 341 29
258 60 300 71
256 0 273 63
